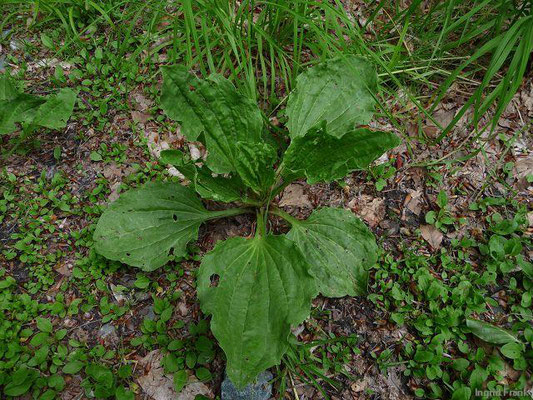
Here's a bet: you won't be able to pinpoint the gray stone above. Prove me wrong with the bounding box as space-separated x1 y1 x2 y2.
98 323 118 344
221 371 273 400
140 305 156 320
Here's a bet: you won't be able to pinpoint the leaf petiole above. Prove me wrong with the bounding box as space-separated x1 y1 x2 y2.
206 207 254 220
269 207 300 225
256 208 267 236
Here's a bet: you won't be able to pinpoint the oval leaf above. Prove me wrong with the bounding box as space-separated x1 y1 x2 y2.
32 88 78 130
94 182 215 271
282 125 400 184
0 73 18 101
160 149 246 203
0 94 45 135
286 207 377 297
197 235 317 388
466 317 520 344
500 342 523 359
160 66 263 174
286 55 377 138
234 142 276 195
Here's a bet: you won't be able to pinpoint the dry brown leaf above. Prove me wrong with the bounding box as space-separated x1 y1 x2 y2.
279 184 311 207
107 182 121 203
131 110 151 124
420 225 443 249
55 262 72 277
403 189 423 217
514 154 533 189
351 195 385 228
137 350 175 400
177 382 213 400
131 92 153 111
102 163 123 180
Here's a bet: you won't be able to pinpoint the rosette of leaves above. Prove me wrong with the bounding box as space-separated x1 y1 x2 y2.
93 56 400 388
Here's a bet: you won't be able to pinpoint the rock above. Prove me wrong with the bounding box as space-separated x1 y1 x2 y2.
98 323 118 344
221 371 273 400
135 291 151 302
140 305 156 320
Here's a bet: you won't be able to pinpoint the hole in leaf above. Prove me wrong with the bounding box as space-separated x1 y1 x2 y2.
209 274 220 288
173 214 178 221
126 253 131 257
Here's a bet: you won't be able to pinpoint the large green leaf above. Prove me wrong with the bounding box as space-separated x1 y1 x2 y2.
282 125 400 184
0 74 18 101
160 66 263 174
286 207 377 297
286 56 377 138
160 149 246 203
0 94 45 134
234 142 277 195
94 182 221 271
32 88 78 129
466 318 520 344
197 235 317 388
0 85 77 135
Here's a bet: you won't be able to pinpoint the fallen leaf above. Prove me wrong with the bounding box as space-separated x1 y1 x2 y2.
514 154 533 189
351 378 370 393
102 163 123 180
403 189 423 217
131 92 153 111
420 225 443 249
178 382 213 400
107 182 121 203
350 195 385 228
423 108 455 138
131 110 151 124
168 166 186 180
188 143 203 161
55 263 72 277
520 82 533 116
279 184 311 207
137 350 175 400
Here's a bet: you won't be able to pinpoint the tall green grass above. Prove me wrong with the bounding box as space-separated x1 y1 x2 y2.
365 0 532 140
3 0 532 143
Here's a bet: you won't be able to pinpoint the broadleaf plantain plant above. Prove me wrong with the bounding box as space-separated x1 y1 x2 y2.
0 73 78 156
93 56 400 388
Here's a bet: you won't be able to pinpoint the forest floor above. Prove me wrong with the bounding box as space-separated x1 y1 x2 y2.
1 2 532 400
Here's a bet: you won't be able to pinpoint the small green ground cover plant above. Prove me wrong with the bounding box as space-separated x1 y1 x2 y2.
371 202 533 399
93 56 399 387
